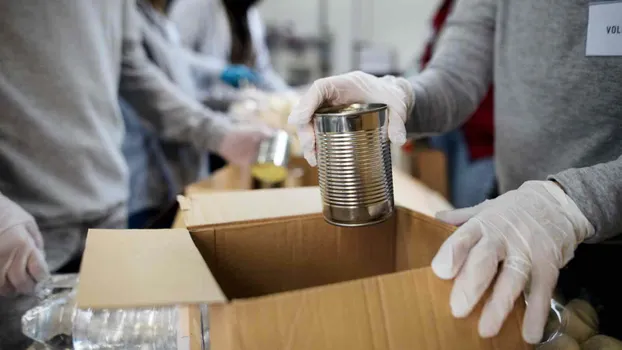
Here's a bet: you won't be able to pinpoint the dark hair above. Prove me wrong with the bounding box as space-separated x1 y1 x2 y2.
223 0 260 65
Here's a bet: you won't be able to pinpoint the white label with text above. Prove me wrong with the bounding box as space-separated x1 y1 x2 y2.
586 1 622 56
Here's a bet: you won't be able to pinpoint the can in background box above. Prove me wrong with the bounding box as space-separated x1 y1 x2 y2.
251 130 291 185
313 103 394 227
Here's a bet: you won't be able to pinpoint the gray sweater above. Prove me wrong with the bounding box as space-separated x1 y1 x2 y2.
0 3 232 231
407 0 622 242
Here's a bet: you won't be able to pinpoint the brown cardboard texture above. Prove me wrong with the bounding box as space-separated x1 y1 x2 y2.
177 187 323 228
77 229 225 309
78 196 529 349
174 162 449 231
179 170 452 228
411 147 449 200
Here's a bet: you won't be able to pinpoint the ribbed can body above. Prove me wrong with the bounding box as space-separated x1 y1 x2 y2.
313 104 394 227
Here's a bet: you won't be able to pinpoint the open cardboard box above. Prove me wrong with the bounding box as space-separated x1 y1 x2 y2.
77 187 530 350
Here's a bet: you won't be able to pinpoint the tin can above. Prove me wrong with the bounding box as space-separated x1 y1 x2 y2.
313 103 394 227
251 130 291 184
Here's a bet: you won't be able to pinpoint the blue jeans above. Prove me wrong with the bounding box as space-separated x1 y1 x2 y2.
428 130 495 209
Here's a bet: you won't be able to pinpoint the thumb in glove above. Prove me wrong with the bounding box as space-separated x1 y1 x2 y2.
0 195 49 296
435 199 494 226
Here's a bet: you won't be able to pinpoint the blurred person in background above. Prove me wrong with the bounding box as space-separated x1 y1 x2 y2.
289 0 622 343
123 0 269 229
169 0 290 93
421 0 495 208
168 0 289 171
169 0 291 173
123 0 207 229
0 1 269 348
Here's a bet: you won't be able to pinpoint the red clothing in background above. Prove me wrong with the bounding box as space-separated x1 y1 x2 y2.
420 0 494 161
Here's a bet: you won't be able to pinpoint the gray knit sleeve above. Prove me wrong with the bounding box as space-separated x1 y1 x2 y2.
549 156 622 243
405 0 496 135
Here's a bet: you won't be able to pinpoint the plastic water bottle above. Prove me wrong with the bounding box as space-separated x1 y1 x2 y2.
22 274 210 349
22 289 77 349
72 306 180 350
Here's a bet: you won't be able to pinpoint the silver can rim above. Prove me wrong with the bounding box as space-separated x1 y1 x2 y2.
314 103 388 117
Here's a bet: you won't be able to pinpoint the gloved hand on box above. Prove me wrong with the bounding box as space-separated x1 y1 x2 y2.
432 181 594 344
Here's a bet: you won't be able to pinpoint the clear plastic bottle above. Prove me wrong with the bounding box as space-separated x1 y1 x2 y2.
200 304 210 350
72 306 180 350
22 274 79 349
23 274 210 349
22 289 77 349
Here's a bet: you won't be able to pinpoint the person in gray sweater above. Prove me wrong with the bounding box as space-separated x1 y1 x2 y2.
0 1 269 347
289 0 622 344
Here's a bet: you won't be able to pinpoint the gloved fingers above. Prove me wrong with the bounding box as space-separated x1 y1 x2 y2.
7 242 37 295
223 147 253 168
380 77 410 146
522 266 559 344
387 111 407 145
436 200 491 226
288 76 338 126
288 80 328 166
289 71 391 167
25 221 44 251
0 246 16 296
288 71 376 126
250 124 275 138
27 249 49 286
478 256 530 338
449 238 501 318
297 124 317 167
431 219 484 280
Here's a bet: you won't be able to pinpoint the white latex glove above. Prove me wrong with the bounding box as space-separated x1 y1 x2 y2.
431 181 594 344
0 194 49 296
218 125 273 167
287 71 414 166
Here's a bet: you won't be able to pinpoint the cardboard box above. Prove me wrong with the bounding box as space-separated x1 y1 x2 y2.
78 187 529 350
175 162 450 229
411 148 449 200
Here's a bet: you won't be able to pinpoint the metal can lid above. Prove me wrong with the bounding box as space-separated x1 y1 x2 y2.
314 103 387 117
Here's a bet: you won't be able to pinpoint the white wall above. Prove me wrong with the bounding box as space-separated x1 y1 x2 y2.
258 0 438 75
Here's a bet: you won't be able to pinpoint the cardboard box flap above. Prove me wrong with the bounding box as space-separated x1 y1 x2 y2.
77 229 226 309
179 186 323 228
209 267 527 350
180 170 451 229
